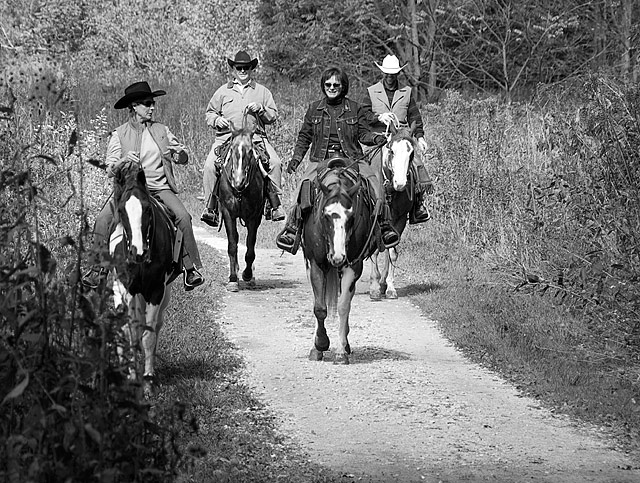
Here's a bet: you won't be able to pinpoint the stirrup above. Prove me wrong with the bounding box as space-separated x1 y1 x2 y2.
276 228 299 254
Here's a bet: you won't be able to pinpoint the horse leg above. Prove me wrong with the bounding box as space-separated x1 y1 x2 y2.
308 262 329 361
385 247 398 299
334 265 360 365
140 286 167 398
242 224 257 286
369 252 383 301
225 219 240 292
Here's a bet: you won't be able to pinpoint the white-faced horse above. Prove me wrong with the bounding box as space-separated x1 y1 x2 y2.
369 124 416 300
303 158 376 364
110 162 178 396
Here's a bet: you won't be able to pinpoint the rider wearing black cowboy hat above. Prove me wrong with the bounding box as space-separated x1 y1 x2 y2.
201 50 285 228
83 81 205 291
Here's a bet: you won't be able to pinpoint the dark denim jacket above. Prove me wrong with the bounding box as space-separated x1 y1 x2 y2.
291 97 378 166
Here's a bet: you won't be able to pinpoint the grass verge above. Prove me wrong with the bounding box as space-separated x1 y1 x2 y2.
396 222 640 455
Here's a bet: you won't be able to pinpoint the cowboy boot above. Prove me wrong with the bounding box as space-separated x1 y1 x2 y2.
266 180 286 222
409 186 431 224
379 203 400 249
201 194 220 227
276 205 302 254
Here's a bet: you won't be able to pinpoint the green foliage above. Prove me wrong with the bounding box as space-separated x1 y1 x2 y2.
0 58 186 482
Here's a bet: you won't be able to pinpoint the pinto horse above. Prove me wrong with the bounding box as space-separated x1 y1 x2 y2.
217 124 266 291
303 158 376 364
369 124 416 300
109 162 178 396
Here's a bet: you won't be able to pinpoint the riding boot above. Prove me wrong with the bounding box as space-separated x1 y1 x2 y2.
379 203 400 250
409 186 431 224
267 180 286 222
201 194 220 227
276 205 302 254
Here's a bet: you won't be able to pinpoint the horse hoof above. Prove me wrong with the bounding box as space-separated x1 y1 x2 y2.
386 290 398 299
226 282 239 292
309 348 323 361
242 272 254 283
334 353 350 365
369 289 382 301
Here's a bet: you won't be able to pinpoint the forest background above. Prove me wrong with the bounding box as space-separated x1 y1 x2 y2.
1 0 640 481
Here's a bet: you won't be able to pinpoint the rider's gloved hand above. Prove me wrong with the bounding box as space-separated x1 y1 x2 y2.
417 137 428 153
286 159 300 174
378 112 395 126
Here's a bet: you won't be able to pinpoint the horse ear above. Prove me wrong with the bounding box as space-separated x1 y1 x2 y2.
319 180 331 196
346 179 361 197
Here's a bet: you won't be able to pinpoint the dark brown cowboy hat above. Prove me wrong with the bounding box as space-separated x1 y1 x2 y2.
227 50 258 70
114 81 166 109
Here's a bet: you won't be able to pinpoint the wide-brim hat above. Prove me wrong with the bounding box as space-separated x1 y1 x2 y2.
227 50 259 70
114 81 166 109
375 54 407 74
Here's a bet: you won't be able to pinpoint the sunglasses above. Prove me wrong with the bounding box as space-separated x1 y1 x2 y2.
324 82 342 89
137 100 155 107
235 66 251 72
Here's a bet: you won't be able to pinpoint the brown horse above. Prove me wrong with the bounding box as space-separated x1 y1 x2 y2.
303 158 376 364
217 124 266 291
369 125 416 300
110 162 179 396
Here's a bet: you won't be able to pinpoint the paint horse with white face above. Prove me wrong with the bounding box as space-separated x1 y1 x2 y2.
369 123 417 300
216 122 266 291
110 161 179 396
303 158 376 364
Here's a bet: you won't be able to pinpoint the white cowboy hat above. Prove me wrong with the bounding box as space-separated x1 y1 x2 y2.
375 55 407 74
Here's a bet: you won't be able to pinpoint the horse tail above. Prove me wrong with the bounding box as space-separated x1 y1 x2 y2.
325 267 339 319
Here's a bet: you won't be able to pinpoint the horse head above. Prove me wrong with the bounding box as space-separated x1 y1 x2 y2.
382 126 416 191
225 124 257 193
113 162 152 263
318 166 361 268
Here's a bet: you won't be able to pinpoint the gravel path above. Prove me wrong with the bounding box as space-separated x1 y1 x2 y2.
196 227 640 483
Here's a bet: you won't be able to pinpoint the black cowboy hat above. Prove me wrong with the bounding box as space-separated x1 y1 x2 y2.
227 50 258 70
114 81 166 109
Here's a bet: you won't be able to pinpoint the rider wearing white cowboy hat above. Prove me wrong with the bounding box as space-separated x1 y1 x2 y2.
363 53 434 224
201 50 286 228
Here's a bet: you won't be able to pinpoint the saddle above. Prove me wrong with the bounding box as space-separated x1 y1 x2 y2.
148 195 183 283
300 157 374 213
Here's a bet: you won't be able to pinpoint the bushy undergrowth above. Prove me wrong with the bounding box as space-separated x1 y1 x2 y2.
0 64 187 482
425 79 640 355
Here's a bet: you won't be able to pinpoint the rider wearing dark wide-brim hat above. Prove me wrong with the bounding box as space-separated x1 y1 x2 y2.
83 81 205 291
200 50 285 229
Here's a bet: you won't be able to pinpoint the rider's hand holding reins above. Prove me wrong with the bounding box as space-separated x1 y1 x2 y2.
246 102 264 114
215 116 230 129
378 112 395 126
286 159 300 174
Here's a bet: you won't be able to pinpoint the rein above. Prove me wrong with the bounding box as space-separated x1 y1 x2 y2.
221 108 259 198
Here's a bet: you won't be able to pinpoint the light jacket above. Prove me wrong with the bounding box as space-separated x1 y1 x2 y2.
106 120 187 193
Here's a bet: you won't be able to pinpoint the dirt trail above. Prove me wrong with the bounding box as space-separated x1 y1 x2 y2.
195 227 639 483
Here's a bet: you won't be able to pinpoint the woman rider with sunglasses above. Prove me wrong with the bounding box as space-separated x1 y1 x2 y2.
276 66 400 254
83 81 205 291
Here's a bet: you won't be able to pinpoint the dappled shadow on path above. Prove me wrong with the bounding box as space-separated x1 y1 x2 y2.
323 345 412 364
